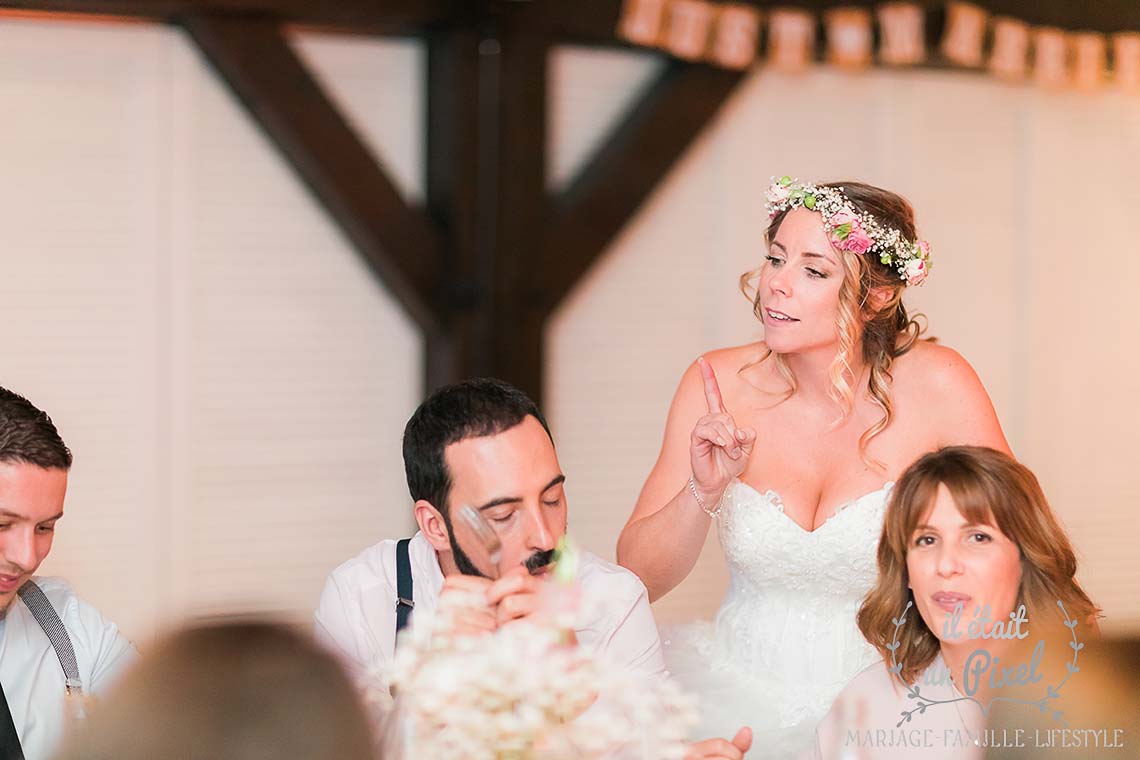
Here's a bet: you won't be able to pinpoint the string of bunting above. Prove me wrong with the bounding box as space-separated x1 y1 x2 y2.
617 0 1140 91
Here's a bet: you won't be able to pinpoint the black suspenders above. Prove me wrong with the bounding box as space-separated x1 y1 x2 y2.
395 538 414 635
0 580 82 760
0 679 24 760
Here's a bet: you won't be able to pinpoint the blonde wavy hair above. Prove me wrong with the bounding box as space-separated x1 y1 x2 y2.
739 181 927 469
857 446 1101 685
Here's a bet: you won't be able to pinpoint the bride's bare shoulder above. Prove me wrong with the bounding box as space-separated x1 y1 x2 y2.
695 342 773 388
890 340 1010 452
699 342 768 372
891 340 1004 445
892 340 985 393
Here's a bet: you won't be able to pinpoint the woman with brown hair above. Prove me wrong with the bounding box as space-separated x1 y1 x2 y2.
808 445 1100 759
616 178 1010 753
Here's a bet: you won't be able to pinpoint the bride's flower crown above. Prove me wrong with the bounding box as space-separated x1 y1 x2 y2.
764 176 932 286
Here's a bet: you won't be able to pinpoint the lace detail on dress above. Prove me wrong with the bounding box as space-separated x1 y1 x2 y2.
662 479 895 755
717 479 893 596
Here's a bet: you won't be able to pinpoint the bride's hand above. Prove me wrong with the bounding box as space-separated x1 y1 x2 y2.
684 727 752 759
690 357 756 504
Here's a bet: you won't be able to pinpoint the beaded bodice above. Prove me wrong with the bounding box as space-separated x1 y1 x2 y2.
718 478 893 594
706 478 894 725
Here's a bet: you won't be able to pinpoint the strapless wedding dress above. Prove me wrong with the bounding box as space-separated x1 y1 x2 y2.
663 478 894 758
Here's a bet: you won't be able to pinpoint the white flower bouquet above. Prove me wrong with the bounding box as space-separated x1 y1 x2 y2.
376 540 697 760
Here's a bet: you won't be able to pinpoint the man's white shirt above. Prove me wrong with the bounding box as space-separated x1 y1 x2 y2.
315 532 666 683
0 576 137 760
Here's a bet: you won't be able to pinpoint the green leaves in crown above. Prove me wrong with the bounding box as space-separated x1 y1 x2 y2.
778 176 817 209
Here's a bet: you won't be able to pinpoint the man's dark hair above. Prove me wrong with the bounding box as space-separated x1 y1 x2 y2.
403 378 551 520
0 387 73 469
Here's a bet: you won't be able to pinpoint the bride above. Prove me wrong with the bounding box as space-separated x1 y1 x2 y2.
616 177 1011 757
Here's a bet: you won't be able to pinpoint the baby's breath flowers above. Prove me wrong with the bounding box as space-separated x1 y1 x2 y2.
371 537 698 759
765 176 932 286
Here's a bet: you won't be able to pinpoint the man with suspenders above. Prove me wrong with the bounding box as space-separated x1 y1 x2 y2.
316 379 752 759
0 388 137 759
315 378 667 695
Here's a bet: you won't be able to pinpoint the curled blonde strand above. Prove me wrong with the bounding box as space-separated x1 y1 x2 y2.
828 250 863 423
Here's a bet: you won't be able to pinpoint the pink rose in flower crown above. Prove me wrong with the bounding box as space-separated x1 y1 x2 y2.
827 210 861 251
904 257 928 285
842 223 874 255
828 212 874 255
826 211 870 254
916 240 932 260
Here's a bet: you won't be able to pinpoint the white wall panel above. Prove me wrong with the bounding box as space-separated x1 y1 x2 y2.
0 17 423 640
170 34 423 620
0 19 171 640
1017 88 1140 629
548 45 665 191
291 31 425 202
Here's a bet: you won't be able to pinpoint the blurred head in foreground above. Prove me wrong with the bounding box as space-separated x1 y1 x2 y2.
55 622 376 760
985 635 1140 760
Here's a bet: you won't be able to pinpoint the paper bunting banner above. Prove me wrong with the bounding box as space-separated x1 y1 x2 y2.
710 4 762 70
1072 33 1106 90
942 1 988 67
877 3 925 66
618 0 667 47
614 0 1138 93
825 8 873 69
1033 27 1069 88
768 8 815 72
663 0 715 60
1113 33 1140 90
989 17 1030 81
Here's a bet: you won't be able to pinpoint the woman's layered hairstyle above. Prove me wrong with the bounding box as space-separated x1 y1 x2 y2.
858 445 1100 684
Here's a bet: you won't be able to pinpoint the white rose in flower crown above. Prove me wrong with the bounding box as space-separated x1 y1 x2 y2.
904 257 928 285
765 182 792 205
827 209 858 228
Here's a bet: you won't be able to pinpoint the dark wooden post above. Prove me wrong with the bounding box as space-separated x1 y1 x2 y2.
425 24 485 391
487 3 550 405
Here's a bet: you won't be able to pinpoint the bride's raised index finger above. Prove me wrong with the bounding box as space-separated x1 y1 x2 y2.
697 356 726 414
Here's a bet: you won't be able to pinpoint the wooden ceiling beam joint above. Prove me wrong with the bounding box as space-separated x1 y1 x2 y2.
183 12 445 332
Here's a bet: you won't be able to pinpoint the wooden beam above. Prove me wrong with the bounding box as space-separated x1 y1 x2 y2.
981 0 1140 33
0 0 470 30
424 25 486 392
7 0 1140 38
548 0 1140 43
491 3 549 405
539 61 744 310
182 14 444 333
422 4 550 404
545 0 624 46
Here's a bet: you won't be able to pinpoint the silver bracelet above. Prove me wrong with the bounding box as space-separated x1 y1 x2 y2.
688 476 724 519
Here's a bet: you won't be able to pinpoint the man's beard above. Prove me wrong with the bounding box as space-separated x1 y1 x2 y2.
444 512 489 578
442 514 558 578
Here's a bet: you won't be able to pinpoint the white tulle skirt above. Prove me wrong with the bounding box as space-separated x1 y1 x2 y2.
663 620 867 759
